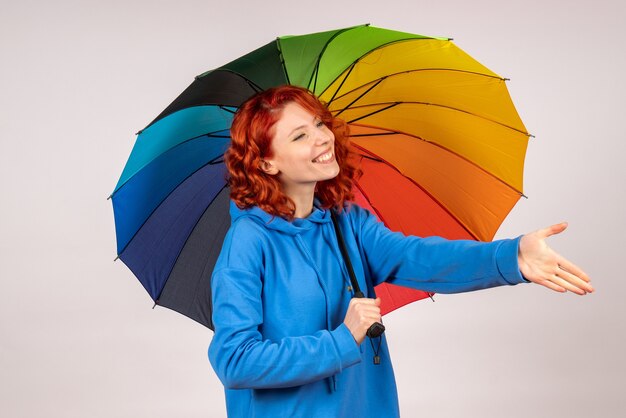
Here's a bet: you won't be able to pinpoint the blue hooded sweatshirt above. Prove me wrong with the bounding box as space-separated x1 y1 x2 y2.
209 201 527 417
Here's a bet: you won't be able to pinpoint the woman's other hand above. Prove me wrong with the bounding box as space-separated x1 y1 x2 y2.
518 222 593 295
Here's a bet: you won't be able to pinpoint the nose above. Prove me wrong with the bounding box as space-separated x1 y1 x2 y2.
314 128 333 145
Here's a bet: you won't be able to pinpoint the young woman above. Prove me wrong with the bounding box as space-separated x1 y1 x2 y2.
208 85 592 418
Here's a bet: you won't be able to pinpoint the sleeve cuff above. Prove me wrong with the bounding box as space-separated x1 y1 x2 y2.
495 236 530 284
330 323 362 370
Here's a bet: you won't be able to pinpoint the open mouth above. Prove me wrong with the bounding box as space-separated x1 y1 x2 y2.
312 150 334 163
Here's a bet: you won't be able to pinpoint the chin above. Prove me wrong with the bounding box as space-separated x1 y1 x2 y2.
323 165 341 180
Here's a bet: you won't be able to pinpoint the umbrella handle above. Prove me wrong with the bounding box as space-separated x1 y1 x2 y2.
367 322 386 339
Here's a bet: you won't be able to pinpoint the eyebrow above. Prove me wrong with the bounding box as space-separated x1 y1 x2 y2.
288 125 307 136
288 116 319 136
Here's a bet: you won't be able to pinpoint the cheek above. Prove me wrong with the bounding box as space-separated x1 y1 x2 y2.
281 149 312 168
327 128 336 142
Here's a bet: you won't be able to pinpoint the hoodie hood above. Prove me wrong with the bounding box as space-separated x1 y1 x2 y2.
229 199 332 236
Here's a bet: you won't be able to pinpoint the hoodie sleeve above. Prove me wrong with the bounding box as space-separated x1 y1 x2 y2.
349 205 529 293
208 220 361 390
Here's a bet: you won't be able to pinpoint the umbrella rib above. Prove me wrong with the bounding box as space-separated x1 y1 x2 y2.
326 63 356 105
335 77 386 118
307 26 362 92
353 179 392 228
316 35 448 98
330 67 506 104
218 105 238 115
345 103 401 124
111 128 230 199
115 159 228 258
329 70 508 120
325 68 528 133
311 25 441 95
349 122 525 197
201 68 266 93
351 131 402 137
154 183 230 306
351 142 481 241
339 101 529 136
275 38 291 85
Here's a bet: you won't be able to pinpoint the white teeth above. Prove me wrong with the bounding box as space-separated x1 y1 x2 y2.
313 151 332 163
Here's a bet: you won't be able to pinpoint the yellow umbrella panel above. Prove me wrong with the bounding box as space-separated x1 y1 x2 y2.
321 37 530 241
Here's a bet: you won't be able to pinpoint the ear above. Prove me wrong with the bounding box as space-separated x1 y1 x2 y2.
259 159 279 175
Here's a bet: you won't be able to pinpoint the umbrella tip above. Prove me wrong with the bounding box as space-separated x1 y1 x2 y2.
135 130 143 135
113 255 119 262
521 193 528 199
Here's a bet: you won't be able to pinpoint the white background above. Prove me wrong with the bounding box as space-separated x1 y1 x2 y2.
1 0 624 416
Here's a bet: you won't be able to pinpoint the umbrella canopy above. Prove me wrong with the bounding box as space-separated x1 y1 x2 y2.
111 24 529 328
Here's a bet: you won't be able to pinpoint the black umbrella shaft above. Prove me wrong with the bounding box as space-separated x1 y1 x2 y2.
330 211 385 339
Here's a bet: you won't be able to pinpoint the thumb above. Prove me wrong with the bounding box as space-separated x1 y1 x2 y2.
540 222 568 238
374 297 381 306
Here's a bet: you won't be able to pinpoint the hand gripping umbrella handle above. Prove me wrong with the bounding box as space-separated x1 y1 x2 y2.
353 290 386 338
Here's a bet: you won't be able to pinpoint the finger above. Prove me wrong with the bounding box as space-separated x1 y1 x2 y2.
537 278 567 293
351 297 379 306
362 313 383 324
351 300 381 313
539 222 568 239
356 307 382 322
557 257 592 285
354 306 381 319
557 265 594 293
551 274 586 295
357 301 382 315
348 299 377 311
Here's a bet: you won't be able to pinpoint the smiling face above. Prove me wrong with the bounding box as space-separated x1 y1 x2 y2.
261 101 340 197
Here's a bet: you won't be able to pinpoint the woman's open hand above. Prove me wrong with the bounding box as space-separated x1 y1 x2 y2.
518 222 593 295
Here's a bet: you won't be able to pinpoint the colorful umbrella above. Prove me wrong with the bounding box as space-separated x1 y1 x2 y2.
111 24 529 329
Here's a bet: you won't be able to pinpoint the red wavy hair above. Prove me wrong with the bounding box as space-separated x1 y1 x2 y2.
226 85 361 220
